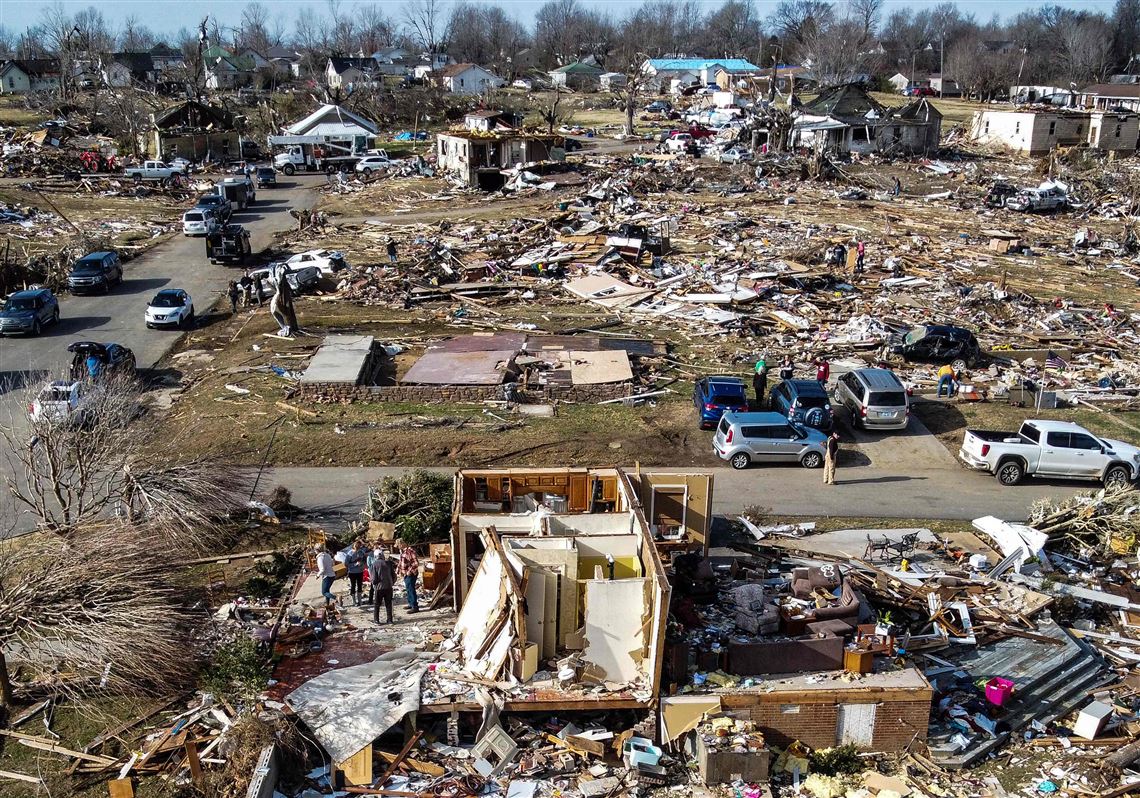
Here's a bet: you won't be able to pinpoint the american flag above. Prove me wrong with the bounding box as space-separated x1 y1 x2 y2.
1045 351 1068 370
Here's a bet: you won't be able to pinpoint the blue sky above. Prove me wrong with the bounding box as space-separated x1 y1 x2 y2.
0 0 1119 39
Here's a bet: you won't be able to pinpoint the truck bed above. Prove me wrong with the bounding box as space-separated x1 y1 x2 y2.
966 429 1025 443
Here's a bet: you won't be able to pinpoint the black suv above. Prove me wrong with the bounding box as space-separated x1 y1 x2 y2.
68 251 123 294
0 287 59 336
893 324 985 370
769 379 834 431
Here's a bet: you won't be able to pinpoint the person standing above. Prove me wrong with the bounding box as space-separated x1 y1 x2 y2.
368 546 395 624
239 272 253 308
345 539 367 606
396 541 421 614
814 357 830 386
227 281 240 315
892 176 902 197
823 432 840 485
387 238 398 263
855 240 865 273
778 355 794 381
936 363 955 398
315 546 337 606
752 359 768 406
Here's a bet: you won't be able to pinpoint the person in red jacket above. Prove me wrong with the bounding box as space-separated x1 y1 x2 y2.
814 357 830 386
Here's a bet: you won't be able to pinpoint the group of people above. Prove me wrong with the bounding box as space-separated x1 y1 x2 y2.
226 272 266 313
314 538 422 625
826 239 868 275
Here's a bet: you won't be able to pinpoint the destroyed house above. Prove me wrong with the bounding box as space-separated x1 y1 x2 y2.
970 108 1139 155
451 467 713 607
444 467 712 708
436 130 565 189
151 100 238 161
792 84 942 155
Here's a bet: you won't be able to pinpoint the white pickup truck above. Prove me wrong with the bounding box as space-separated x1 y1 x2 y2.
123 160 185 182
959 420 1139 488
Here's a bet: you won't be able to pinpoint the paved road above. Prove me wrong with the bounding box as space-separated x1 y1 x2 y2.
265 461 1084 531
0 175 321 384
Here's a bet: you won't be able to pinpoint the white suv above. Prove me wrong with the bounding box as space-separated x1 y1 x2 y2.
182 209 217 236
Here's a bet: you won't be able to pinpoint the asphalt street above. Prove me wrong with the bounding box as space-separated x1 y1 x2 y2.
266 460 1083 531
0 174 321 384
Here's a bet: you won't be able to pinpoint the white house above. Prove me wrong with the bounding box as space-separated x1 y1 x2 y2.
970 108 1138 155
438 63 504 94
325 56 378 88
0 59 61 94
284 103 379 141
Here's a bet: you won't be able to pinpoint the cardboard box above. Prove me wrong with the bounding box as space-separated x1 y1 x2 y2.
696 735 769 785
368 521 396 542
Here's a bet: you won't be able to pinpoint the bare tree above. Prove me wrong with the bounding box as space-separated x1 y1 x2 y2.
404 0 447 57
0 527 195 708
119 16 156 51
240 2 272 54
1 371 250 549
1060 15 1115 84
850 0 883 40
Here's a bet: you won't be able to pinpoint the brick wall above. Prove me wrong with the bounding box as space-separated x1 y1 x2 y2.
727 690 930 753
296 381 634 405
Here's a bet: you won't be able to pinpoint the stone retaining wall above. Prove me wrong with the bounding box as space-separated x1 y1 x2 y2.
297 381 634 405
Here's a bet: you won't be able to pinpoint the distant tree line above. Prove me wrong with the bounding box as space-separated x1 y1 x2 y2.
6 0 1140 94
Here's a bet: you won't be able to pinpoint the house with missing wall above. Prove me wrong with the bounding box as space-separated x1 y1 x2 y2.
969 108 1139 155
791 83 942 154
436 129 564 188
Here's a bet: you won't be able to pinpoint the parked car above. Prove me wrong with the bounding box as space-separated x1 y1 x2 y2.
182 208 218 236
959 420 1139 488
665 133 694 153
283 249 348 275
718 146 754 164
833 368 909 431
28 380 88 424
168 157 194 174
892 324 985 371
0 287 59 336
1005 184 1067 212
255 166 277 188
123 160 185 182
692 376 750 429
645 100 673 114
145 289 195 329
512 78 534 90
768 379 834 431
67 341 136 381
68 251 123 294
355 154 396 176
905 86 937 97
196 193 233 224
712 411 828 470
206 224 252 265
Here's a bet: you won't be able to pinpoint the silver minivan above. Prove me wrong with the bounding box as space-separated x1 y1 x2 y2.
712 411 829 470
833 368 909 430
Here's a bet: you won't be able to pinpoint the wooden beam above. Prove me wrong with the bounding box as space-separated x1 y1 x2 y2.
337 744 373 787
0 770 42 785
375 750 445 777
12 738 117 765
375 730 423 788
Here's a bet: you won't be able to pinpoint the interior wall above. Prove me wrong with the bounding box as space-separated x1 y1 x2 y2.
548 513 635 536
582 578 648 683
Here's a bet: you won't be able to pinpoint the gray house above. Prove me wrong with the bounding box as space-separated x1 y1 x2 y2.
791 84 942 154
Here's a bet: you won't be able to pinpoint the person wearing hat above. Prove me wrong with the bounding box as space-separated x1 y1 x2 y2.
752 359 768 406
823 432 841 486
386 238 398 263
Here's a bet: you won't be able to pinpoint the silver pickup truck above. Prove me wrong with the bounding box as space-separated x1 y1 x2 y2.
959 420 1139 488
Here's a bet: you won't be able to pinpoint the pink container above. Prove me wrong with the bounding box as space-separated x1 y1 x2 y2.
985 677 1015 706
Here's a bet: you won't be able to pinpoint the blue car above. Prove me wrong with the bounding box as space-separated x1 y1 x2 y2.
768 379 834 431
693 376 750 429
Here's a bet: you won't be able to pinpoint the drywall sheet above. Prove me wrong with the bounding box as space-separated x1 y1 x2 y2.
660 696 723 743
583 578 647 683
547 513 634 536
523 567 548 658
454 548 506 665
509 547 578 650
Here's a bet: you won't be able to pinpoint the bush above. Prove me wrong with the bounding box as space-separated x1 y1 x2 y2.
200 637 269 701
809 744 863 776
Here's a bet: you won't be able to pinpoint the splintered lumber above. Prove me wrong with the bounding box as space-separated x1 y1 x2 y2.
376 730 424 787
0 730 118 765
9 700 50 728
375 750 445 777
0 770 42 785
184 736 204 784
107 778 135 798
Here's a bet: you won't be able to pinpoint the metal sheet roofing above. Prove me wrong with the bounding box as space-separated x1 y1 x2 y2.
647 58 760 72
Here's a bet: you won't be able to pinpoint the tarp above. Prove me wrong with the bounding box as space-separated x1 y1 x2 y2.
285 648 432 763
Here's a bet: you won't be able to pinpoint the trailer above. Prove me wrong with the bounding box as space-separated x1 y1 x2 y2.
266 134 368 175
217 179 251 211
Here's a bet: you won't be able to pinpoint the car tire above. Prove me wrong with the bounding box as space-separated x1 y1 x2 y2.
996 459 1025 486
730 453 751 470
801 451 823 469
283 164 295 176
52 308 59 324
951 358 967 373
31 320 41 336
1104 464 1131 490
362 167 372 177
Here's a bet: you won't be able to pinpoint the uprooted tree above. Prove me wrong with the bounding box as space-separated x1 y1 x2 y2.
363 469 454 545
0 526 195 708
1 371 250 547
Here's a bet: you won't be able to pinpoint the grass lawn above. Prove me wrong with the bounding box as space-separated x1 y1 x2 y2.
0 95 47 128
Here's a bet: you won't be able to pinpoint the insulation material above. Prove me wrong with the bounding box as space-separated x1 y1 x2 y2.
660 697 723 743
582 578 648 683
